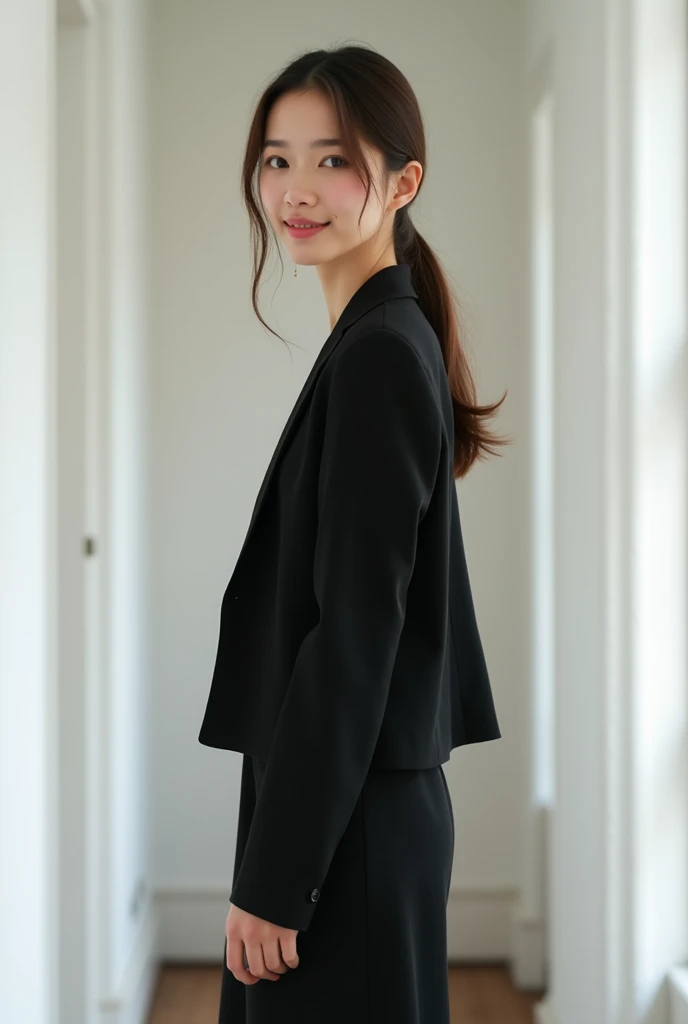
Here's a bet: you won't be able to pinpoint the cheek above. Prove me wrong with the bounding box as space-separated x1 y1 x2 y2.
259 175 281 216
328 176 367 213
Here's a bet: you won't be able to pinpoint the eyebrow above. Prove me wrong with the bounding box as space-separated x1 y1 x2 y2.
262 137 342 151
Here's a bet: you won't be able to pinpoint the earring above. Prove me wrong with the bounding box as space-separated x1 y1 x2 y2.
294 262 298 278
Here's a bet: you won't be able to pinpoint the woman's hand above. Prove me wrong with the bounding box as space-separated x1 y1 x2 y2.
225 902 300 985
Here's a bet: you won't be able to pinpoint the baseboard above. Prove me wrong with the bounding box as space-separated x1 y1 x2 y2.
155 882 526 966
527 963 688 1024
446 883 520 962
155 884 231 961
533 996 558 1024
510 905 548 989
669 965 688 1023
99 899 161 1024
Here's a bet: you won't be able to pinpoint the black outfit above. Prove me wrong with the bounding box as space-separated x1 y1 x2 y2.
218 754 455 1023
198 263 501 1021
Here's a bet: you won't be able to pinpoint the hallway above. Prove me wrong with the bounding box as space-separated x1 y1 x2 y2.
4 1 688 1022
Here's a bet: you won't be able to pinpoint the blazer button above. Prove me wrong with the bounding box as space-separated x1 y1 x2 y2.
309 888 320 903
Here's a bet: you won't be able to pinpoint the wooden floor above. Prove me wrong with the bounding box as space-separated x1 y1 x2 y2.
147 962 544 1023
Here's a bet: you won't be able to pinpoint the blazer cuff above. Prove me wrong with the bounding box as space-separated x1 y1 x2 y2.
229 871 322 932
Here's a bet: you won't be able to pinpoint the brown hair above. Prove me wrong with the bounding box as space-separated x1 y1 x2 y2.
241 43 510 478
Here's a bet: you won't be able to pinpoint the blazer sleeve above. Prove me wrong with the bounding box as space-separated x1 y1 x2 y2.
228 327 442 931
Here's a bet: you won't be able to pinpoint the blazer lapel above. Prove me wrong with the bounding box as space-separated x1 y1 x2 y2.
237 263 419 555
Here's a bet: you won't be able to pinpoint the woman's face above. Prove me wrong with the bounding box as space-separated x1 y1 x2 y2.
259 89 396 268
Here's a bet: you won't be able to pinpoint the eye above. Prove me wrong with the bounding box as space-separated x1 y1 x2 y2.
262 154 349 169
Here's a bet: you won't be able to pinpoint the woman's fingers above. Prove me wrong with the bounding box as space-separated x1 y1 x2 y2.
225 908 298 985
245 939 281 981
226 935 259 985
263 937 291 974
279 932 300 969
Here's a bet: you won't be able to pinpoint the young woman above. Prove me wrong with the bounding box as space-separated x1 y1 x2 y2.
198 42 508 1024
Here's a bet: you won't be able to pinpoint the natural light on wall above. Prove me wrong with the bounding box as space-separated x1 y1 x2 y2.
531 89 555 813
634 0 688 1015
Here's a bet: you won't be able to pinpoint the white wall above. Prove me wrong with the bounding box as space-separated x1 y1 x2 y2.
0 3 58 1021
148 0 529 960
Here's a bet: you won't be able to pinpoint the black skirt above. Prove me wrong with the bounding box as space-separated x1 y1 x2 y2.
218 753 455 1024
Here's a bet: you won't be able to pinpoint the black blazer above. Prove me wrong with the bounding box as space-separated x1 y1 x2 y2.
198 262 501 931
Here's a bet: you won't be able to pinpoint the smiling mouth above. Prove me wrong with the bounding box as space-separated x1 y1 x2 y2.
284 221 332 238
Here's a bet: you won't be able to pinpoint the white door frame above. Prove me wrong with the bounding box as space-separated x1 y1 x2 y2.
56 1 110 1021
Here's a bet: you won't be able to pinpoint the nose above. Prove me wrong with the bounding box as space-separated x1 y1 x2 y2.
283 179 318 204
284 194 317 208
